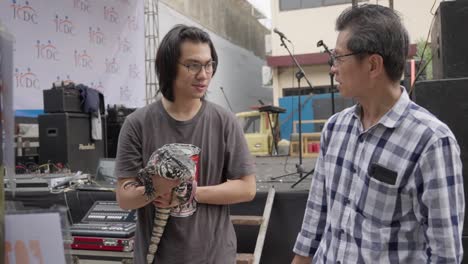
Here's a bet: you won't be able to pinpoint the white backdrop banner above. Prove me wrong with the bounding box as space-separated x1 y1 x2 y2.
0 0 145 110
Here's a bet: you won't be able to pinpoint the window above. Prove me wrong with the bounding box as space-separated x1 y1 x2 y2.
238 115 261 134
282 85 333 96
279 0 365 11
279 0 301 11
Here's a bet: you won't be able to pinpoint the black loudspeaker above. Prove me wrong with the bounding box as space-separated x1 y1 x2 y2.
431 1 468 79
414 77 468 234
39 113 106 173
43 87 82 113
106 122 122 158
105 105 136 158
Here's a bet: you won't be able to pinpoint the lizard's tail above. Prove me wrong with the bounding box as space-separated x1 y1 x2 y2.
146 207 171 264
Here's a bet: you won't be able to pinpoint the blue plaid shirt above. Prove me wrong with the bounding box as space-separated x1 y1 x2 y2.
294 89 464 263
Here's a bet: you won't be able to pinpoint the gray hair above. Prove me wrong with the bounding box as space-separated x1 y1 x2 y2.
336 4 409 82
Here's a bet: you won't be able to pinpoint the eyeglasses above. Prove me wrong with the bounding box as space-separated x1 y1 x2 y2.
330 50 363 67
179 61 217 75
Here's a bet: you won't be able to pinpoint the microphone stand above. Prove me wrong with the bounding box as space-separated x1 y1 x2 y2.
220 86 234 112
270 34 314 187
290 40 335 188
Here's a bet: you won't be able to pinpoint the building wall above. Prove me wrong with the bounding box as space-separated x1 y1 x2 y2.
162 0 269 58
270 0 443 104
159 2 273 113
277 65 331 93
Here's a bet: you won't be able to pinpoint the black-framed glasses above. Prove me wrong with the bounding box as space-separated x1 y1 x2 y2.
179 61 217 75
330 50 363 67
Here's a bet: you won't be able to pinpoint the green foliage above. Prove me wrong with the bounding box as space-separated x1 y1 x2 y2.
415 38 433 80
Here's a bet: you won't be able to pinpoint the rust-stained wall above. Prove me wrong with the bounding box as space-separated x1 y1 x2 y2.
161 0 268 58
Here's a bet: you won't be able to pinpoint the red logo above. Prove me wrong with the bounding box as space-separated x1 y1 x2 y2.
11 0 38 24
128 64 140 79
120 85 131 101
119 0 130 6
104 6 119 24
56 75 73 84
15 67 40 89
89 81 105 93
89 27 105 45
105 58 119 74
118 37 132 53
74 50 93 69
127 16 139 31
35 40 60 61
54 15 75 35
73 0 90 13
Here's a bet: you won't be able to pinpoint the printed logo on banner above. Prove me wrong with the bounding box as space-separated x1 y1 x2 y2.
104 6 119 24
89 81 105 93
118 37 132 53
56 75 73 84
54 15 75 35
11 0 38 24
74 50 93 70
15 67 40 90
127 16 139 31
120 85 132 102
89 27 105 45
129 64 140 79
105 58 120 74
119 0 130 5
73 0 91 13
5 240 45 264
35 40 60 61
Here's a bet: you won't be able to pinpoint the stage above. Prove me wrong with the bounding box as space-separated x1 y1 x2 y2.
5 155 316 263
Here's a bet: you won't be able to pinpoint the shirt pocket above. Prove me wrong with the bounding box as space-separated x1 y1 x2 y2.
356 174 400 226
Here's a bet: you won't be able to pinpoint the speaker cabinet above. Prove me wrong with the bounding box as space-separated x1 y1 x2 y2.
39 113 106 173
431 1 468 79
106 122 123 158
414 78 468 234
43 87 82 113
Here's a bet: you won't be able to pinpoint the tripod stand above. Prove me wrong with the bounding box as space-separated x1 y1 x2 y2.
289 40 335 188
270 30 315 188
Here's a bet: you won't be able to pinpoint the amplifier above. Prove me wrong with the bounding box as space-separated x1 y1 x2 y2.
43 83 105 114
70 223 136 239
43 84 83 113
71 236 134 252
38 113 106 173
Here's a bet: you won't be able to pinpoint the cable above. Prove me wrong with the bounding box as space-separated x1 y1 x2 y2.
409 0 437 97
430 0 437 15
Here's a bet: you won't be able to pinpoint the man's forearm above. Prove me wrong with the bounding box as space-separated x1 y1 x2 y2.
195 174 256 205
116 178 152 210
291 254 312 264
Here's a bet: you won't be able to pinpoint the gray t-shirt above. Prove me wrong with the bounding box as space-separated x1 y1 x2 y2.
115 99 256 264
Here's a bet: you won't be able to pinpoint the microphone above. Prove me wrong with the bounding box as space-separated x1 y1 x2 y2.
273 28 291 43
317 40 333 67
317 40 331 54
316 40 324 48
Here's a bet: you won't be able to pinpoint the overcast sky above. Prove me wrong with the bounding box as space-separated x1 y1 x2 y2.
247 0 272 28
248 0 272 18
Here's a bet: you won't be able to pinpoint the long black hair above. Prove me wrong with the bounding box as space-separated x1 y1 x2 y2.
155 24 218 102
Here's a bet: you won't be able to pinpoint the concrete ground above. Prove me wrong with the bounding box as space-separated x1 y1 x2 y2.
253 155 317 192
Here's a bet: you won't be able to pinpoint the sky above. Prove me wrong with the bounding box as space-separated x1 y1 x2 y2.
247 0 272 28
